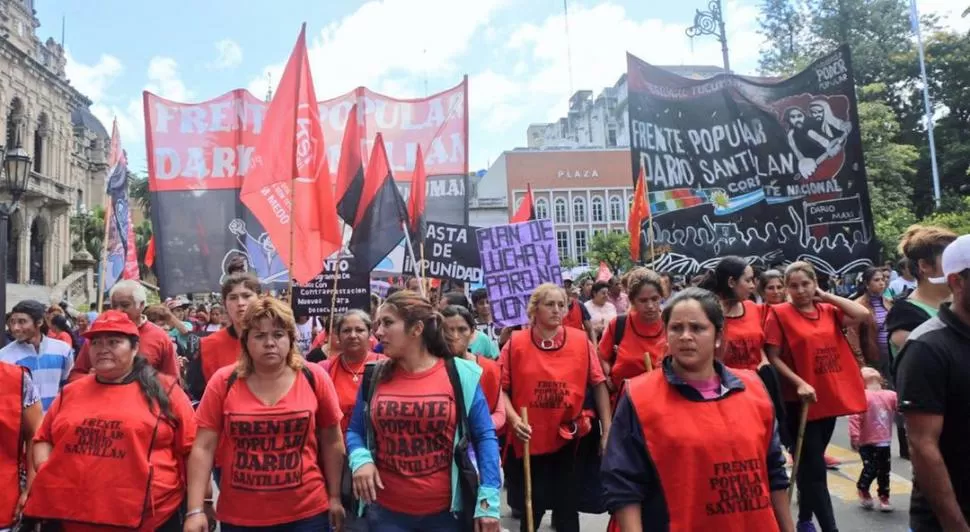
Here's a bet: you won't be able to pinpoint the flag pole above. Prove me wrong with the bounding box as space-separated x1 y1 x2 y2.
96 201 113 312
641 163 655 267
286 24 306 303
402 220 424 297
327 221 349 348
420 241 426 293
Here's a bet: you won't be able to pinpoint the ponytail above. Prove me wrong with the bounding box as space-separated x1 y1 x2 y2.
131 354 178 428
422 312 454 360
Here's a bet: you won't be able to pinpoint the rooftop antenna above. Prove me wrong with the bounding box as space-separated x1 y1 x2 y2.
265 72 273 102
60 15 65 48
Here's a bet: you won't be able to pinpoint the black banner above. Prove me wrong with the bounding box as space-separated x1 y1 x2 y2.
403 221 482 283
627 46 877 276
291 258 370 318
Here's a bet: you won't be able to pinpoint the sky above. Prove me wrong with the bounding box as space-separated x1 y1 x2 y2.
41 0 969 176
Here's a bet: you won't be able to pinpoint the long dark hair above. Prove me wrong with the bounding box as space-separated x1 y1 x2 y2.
698 256 749 301
853 267 883 299
117 339 178 427
379 290 452 380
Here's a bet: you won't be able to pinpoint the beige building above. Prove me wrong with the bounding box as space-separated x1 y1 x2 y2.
0 0 109 288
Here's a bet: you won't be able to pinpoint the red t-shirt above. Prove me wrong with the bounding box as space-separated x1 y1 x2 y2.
195 364 342 527
47 330 73 347
320 352 385 433
720 301 767 371
35 375 197 531
371 359 457 516
70 320 179 381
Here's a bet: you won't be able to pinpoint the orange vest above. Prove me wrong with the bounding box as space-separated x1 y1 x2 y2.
507 328 588 457
0 363 24 528
201 327 241 383
629 369 780 532
771 302 866 421
24 377 176 528
611 315 666 389
720 301 766 371
563 301 584 331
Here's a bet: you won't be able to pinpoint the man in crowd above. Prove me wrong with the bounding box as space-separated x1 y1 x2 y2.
0 299 73 413
888 258 917 299
607 277 630 314
896 234 970 531
70 280 180 381
471 288 498 343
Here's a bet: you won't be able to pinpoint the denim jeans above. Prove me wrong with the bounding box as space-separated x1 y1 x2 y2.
365 504 460 532
221 512 329 531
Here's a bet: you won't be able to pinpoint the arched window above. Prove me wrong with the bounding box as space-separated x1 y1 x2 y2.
573 197 586 223
591 196 604 222
535 198 549 220
554 198 568 223
610 195 624 221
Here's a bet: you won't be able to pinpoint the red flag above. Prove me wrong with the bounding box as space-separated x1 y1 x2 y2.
511 183 535 223
239 24 341 284
407 145 428 238
335 103 364 224
348 133 408 272
144 235 156 268
629 167 650 262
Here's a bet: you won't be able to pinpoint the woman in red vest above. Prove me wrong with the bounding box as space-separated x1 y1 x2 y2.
319 309 385 433
23 310 196 531
500 283 611 532
442 304 506 433
602 287 794 532
186 297 345 532
759 269 787 306
598 268 667 396
186 272 261 400
764 261 869 532
0 362 42 529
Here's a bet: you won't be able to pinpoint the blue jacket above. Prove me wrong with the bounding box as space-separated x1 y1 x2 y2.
600 358 789 530
346 357 501 520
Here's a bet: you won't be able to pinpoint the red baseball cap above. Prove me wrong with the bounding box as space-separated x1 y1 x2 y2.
82 310 140 339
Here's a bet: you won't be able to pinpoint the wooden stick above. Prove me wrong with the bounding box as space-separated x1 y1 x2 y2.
327 222 349 348
521 407 534 532
642 166 655 266
644 352 653 373
96 200 113 312
788 401 810 499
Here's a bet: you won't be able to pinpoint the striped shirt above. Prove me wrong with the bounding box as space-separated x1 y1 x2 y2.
0 337 73 413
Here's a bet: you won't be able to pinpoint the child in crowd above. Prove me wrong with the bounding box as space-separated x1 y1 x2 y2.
850 367 898 512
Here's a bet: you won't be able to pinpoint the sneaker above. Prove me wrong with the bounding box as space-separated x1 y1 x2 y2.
879 496 894 512
796 521 817 532
858 489 874 510
824 454 841 469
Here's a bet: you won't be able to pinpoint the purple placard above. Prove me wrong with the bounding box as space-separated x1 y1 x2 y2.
476 219 562 327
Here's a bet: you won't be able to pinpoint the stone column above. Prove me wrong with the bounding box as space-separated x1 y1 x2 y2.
17 210 32 284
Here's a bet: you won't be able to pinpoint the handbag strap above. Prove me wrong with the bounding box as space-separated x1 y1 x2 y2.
445 358 470 440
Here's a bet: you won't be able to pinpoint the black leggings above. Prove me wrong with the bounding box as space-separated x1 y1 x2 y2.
786 410 838 532
758 365 790 447
506 443 581 532
857 445 891 497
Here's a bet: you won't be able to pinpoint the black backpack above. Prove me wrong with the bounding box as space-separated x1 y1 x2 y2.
612 314 628 349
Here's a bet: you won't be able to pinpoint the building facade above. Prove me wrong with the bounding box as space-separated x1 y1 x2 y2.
477 148 634 266
526 66 725 150
0 0 109 287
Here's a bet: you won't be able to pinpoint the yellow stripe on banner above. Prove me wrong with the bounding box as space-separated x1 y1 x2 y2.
787 444 912 503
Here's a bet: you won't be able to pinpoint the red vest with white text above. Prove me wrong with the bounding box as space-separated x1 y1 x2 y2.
629 369 780 532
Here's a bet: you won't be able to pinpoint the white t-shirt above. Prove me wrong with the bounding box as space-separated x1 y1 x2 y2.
295 319 316 355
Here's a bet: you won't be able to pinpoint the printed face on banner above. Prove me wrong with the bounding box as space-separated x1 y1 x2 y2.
626 47 877 278
477 219 562 327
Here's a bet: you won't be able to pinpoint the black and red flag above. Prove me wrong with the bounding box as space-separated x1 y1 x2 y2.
335 103 364 224
348 133 408 272
510 183 535 223
406 145 428 242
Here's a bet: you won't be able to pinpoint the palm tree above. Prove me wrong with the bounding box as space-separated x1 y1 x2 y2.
134 220 154 279
70 206 106 261
129 175 151 220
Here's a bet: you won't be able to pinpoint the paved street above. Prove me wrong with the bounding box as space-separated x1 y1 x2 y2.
501 417 914 531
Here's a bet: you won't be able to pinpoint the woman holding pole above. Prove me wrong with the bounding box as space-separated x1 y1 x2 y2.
500 283 611 532
602 288 793 531
764 261 869 532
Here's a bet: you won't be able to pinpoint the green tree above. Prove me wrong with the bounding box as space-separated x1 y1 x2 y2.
129 175 151 220
134 220 154 279
587 232 633 274
919 197 970 235
758 0 814 75
69 207 106 261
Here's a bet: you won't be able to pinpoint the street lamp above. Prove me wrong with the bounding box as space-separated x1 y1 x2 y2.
685 0 732 74
1 143 33 342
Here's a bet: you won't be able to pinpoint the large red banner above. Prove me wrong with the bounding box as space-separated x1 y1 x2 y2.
144 79 468 192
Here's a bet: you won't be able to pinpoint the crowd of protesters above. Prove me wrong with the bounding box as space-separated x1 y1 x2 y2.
0 223 968 531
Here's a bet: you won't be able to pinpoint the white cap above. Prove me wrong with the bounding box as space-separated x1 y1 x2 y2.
929 234 970 284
